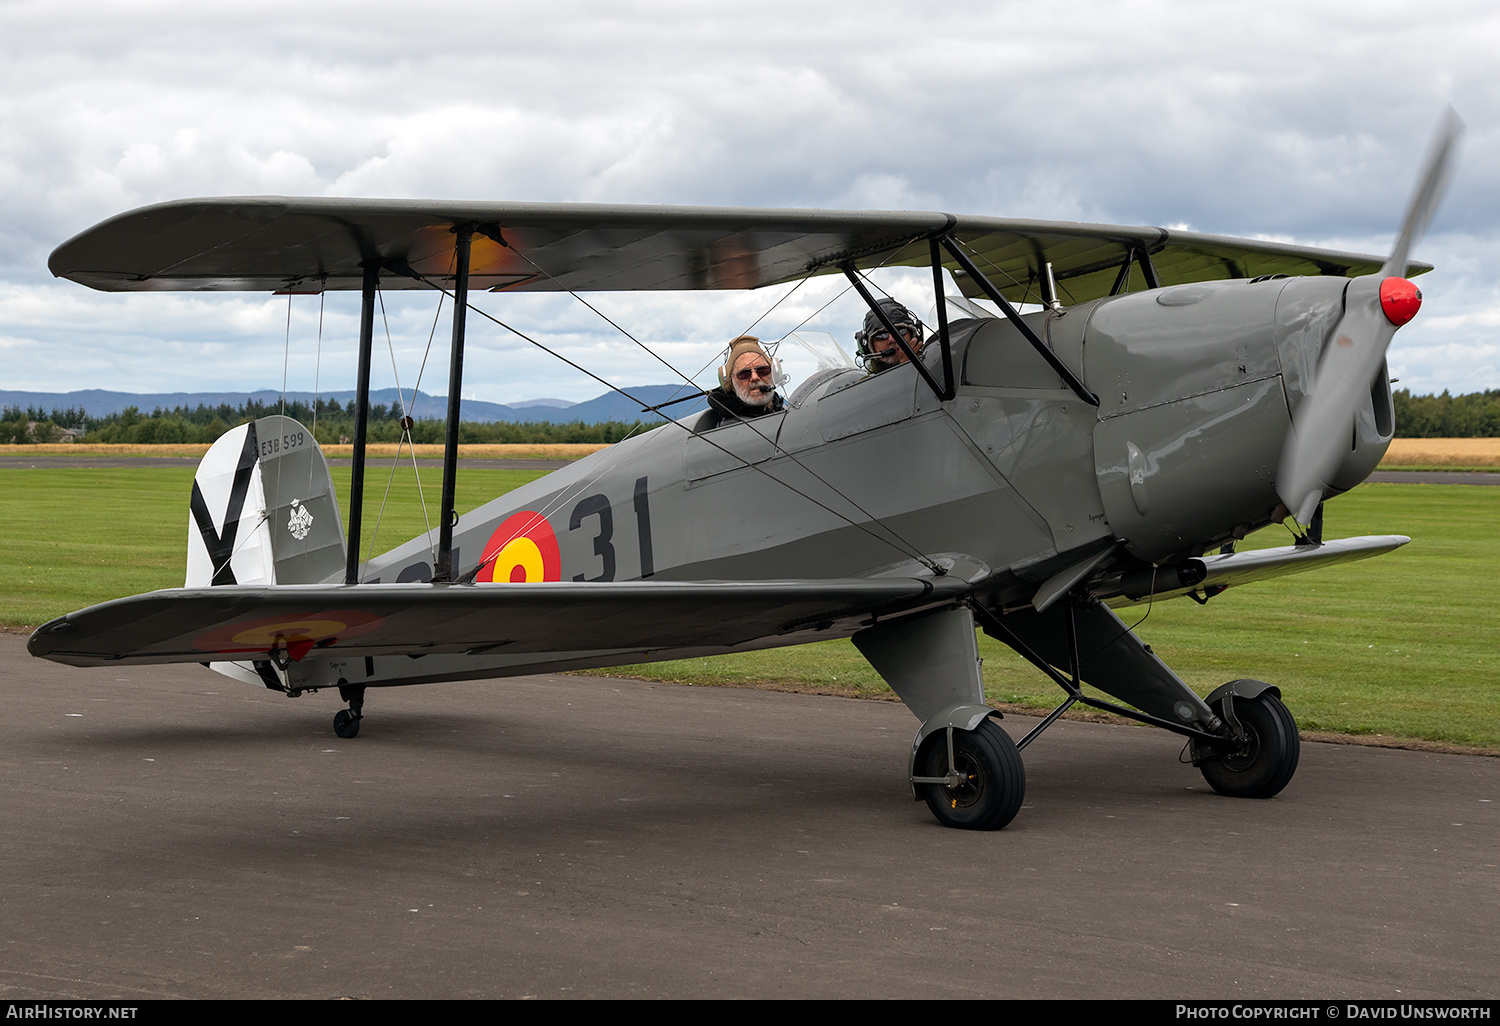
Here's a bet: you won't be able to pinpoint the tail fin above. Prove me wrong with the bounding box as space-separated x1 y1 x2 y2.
187 415 346 588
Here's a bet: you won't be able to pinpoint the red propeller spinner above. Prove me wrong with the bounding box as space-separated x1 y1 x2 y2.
1379 276 1422 326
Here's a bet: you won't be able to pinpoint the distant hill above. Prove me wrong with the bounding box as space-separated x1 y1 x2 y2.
1 385 709 425
509 398 576 409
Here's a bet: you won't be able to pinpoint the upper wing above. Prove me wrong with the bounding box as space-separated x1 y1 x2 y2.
27 576 970 668
932 217 1408 306
48 197 1418 302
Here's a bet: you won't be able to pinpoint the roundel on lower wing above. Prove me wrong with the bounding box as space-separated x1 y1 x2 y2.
476 511 561 583
192 609 386 656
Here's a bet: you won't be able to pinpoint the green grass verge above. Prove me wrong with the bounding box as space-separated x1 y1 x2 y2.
1378 464 1500 473
0 465 546 626
3 465 1496 748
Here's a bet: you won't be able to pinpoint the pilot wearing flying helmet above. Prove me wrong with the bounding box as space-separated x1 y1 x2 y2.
706 335 785 424
855 298 924 373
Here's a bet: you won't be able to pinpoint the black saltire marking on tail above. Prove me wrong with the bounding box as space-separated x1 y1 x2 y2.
189 423 259 586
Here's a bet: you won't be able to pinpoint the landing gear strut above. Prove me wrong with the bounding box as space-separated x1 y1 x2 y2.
852 606 1026 830
334 683 365 738
972 599 1303 803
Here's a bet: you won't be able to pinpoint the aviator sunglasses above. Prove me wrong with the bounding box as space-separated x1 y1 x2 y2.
735 363 773 381
868 326 915 344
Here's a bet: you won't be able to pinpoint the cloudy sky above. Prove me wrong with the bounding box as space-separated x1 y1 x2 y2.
1 0 1496 406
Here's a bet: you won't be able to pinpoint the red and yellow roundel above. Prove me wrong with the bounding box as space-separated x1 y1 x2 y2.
475 511 561 583
192 609 386 657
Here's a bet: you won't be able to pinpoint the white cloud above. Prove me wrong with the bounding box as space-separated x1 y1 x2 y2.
2 0 1498 398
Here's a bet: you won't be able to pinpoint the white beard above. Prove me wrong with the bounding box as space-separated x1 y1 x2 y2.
735 380 774 407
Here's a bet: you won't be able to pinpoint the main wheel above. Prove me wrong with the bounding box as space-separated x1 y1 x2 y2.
333 709 361 739
916 718 1026 830
1199 691 1299 799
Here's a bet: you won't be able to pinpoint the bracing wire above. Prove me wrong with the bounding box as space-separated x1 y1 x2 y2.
351 294 658 584
951 237 1039 308
404 269 942 575
458 417 660 583
310 289 324 440
363 292 401 569
271 292 294 580
400 251 456 557
489 246 942 571
366 286 442 569
409 273 448 404
739 274 811 339
279 292 292 420
647 276 815 411
300 287 327 587
653 278 824 412
205 505 272 586
629 273 849 416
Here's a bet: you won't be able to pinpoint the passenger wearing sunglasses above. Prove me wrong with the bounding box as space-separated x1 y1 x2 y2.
705 335 785 424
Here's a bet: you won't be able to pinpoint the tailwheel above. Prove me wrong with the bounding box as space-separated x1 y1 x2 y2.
334 683 365 739
1198 688 1300 799
916 718 1026 830
333 709 361 738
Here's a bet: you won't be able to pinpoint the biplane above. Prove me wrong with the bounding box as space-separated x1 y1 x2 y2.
28 113 1460 829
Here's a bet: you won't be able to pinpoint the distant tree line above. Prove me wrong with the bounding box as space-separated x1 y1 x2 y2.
1392 389 1500 438
0 397 652 446
6 389 1500 444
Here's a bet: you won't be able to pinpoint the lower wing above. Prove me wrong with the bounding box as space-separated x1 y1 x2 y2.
28 577 970 668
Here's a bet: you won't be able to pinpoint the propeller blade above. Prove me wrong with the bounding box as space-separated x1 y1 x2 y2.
1278 279 1396 523
1277 110 1464 525
1383 106 1463 281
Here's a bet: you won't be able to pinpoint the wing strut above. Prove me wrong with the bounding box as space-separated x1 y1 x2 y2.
1137 244 1161 289
938 236 1100 407
346 261 379 585
927 238 956 399
435 224 474 582
1106 244 1163 296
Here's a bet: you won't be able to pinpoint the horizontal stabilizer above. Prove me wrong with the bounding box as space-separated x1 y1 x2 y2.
28 577 970 668
1097 535 1410 606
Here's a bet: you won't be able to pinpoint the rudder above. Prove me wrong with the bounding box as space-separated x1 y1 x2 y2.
187 415 346 588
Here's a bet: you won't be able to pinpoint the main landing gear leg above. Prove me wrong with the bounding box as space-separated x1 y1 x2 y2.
334 683 365 738
985 596 1221 734
853 606 1025 830
976 597 1301 799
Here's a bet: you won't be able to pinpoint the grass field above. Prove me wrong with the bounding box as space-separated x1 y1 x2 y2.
2 460 1496 749
0 464 544 626
6 436 1499 466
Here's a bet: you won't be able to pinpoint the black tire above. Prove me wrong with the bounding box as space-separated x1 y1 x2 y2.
1199 690 1299 799
333 709 360 739
917 718 1026 830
